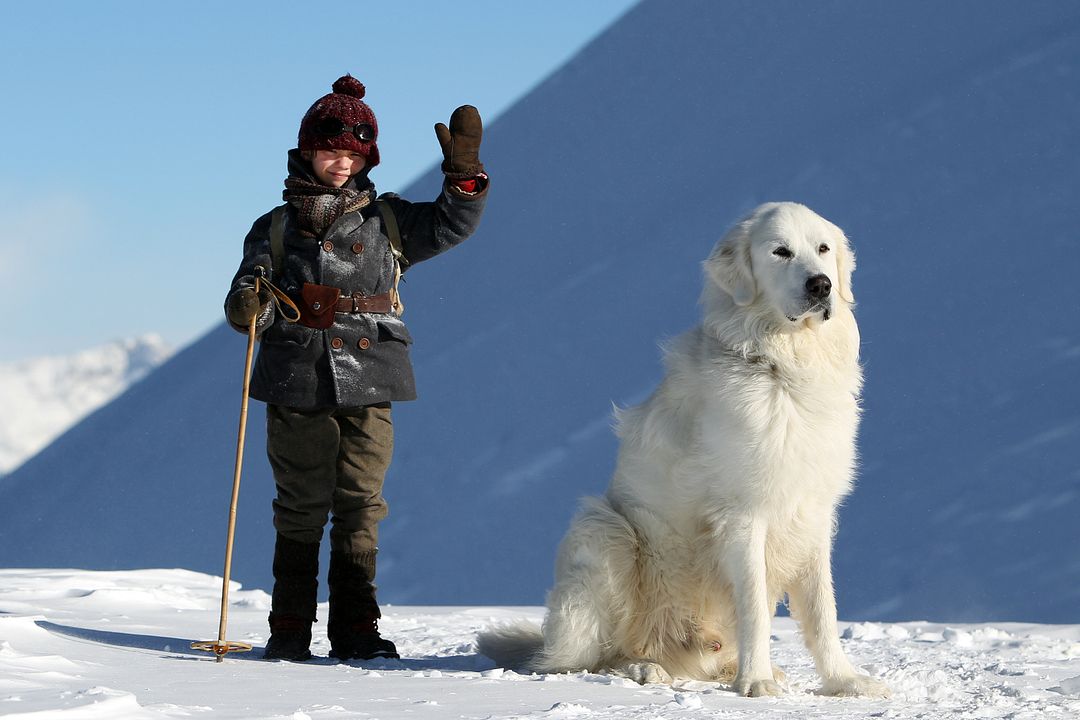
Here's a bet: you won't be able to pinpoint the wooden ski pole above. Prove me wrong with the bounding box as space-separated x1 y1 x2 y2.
193 273 264 661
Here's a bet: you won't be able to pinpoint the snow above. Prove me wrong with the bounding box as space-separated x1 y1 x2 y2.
0 335 171 475
1 568 1078 719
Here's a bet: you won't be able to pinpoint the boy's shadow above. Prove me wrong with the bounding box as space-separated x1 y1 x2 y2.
36 620 494 670
37 620 264 662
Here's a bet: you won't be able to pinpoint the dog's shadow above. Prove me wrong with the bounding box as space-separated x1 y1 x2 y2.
36 619 492 670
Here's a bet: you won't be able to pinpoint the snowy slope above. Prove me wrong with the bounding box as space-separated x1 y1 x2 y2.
1 568 1079 719
0 335 171 474
2 0 1079 624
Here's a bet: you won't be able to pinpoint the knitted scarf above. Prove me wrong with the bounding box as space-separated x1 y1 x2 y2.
283 176 373 236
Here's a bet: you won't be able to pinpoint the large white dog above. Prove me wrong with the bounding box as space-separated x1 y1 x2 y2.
477 202 890 698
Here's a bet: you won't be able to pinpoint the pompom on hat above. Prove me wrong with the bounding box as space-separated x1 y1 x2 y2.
297 75 380 167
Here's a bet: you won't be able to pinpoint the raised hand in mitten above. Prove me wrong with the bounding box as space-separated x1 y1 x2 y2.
434 105 484 179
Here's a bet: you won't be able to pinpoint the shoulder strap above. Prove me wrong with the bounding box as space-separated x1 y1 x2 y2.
376 199 406 315
375 199 405 264
269 204 287 284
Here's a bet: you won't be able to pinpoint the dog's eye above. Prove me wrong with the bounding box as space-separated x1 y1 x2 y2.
818 244 830 254
772 247 793 259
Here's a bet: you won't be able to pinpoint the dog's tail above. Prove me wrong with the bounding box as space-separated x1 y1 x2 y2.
475 620 545 671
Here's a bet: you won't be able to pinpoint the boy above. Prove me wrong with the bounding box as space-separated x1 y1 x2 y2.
224 75 488 661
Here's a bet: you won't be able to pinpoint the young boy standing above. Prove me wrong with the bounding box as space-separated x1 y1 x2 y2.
224 75 488 661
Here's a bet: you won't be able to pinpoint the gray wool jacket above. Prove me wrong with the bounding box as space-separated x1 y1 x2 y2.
226 150 487 409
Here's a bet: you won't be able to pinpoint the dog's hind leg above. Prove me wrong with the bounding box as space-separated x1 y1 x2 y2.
532 497 639 674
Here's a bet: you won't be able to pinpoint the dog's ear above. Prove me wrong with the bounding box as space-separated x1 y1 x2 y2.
705 223 756 306
832 226 856 304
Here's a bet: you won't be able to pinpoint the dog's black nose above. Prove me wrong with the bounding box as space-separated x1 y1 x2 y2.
806 274 832 299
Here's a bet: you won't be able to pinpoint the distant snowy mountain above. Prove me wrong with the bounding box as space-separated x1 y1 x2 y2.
2 0 1078 624
0 336 171 474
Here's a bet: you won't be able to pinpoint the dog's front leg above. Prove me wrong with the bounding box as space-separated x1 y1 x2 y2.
788 544 890 698
723 517 782 697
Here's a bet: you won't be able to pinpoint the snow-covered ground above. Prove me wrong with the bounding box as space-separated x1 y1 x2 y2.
1 569 1078 719
0 336 171 475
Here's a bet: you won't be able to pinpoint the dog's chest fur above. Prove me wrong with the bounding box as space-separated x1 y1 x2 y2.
609 312 862 575
692 321 861 533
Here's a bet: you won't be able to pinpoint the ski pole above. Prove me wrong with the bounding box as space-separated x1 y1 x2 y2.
193 270 267 661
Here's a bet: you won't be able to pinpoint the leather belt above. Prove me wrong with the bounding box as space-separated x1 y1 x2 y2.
299 282 394 328
334 292 394 314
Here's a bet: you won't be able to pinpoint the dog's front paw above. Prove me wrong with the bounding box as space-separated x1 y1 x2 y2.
820 674 891 698
734 676 784 697
621 661 673 685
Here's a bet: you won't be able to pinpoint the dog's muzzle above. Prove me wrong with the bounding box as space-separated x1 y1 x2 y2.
789 274 833 322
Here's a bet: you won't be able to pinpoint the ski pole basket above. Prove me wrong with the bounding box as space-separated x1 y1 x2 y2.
191 639 254 658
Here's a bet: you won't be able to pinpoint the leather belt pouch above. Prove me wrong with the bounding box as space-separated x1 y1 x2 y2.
299 283 341 329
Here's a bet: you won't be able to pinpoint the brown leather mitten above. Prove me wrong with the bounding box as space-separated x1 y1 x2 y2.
434 105 484 179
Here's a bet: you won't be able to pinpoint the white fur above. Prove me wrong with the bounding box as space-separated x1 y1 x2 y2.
477 203 889 698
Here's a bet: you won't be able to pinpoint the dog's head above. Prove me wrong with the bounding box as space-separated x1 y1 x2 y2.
704 202 855 328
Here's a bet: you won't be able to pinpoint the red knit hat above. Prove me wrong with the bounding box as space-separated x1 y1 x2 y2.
297 75 380 167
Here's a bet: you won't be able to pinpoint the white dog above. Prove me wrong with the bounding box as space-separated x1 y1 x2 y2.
477 203 890 698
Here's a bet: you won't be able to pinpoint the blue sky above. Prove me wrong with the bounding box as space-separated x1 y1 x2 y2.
0 0 636 363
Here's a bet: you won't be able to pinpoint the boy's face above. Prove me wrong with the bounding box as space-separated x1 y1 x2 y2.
310 149 367 188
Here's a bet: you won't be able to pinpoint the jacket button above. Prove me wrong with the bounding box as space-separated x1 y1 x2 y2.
331 337 344 350
351 242 364 254
322 240 334 252
357 337 371 350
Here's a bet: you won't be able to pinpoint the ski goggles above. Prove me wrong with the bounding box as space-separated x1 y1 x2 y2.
314 117 376 142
